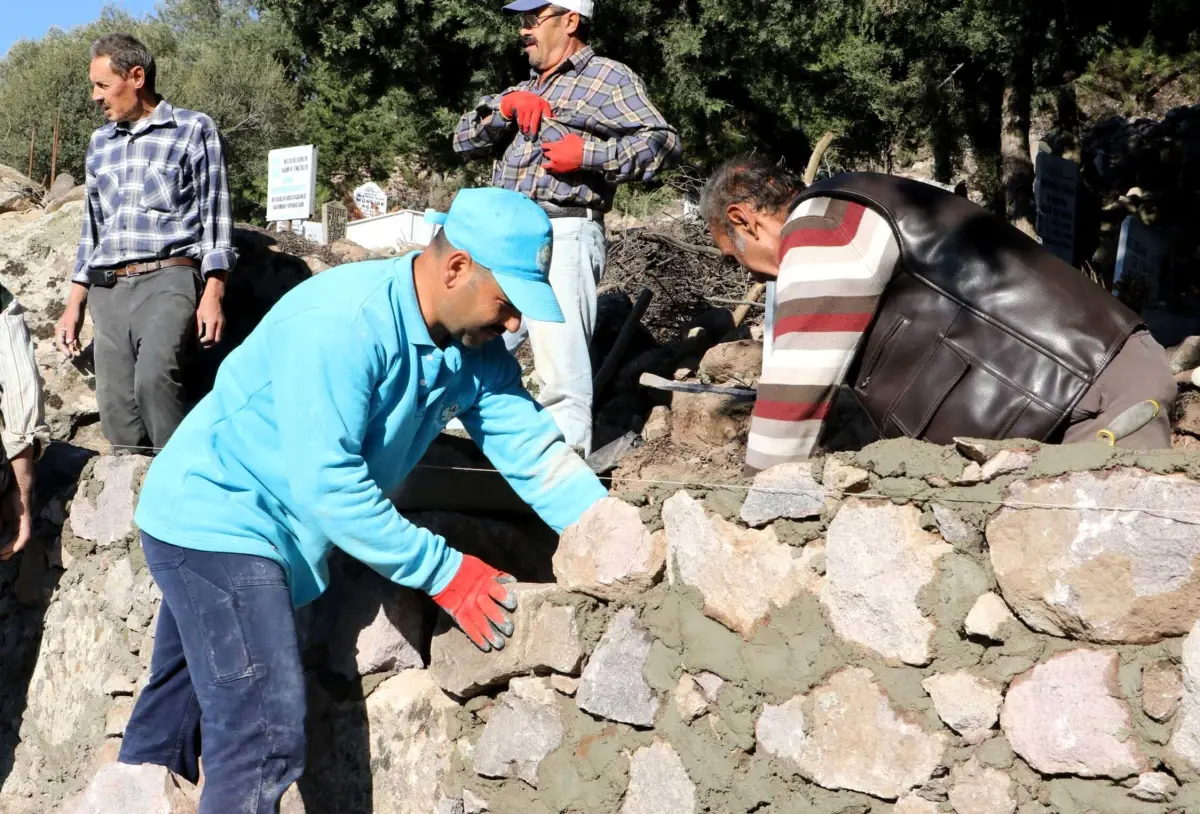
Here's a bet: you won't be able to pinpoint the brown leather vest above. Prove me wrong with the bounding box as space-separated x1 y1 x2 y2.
794 173 1142 443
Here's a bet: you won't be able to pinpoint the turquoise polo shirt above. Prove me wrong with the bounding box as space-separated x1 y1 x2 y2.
134 253 607 606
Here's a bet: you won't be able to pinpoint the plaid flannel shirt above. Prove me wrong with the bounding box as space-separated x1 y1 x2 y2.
453 47 681 212
72 101 237 284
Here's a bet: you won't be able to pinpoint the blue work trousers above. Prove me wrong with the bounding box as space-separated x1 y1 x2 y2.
119 532 306 813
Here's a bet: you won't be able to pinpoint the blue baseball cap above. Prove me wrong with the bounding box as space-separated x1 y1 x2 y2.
426 188 563 323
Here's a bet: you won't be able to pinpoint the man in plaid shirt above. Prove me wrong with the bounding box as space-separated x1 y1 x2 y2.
453 0 680 454
54 33 237 451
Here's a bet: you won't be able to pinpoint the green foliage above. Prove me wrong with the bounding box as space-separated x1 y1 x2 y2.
2 0 1197 225
0 0 301 220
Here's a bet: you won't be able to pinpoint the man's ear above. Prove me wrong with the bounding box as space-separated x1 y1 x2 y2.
128 65 146 91
442 250 474 289
564 11 581 36
726 203 758 239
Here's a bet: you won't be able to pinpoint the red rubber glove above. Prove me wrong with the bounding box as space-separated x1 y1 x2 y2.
541 133 586 175
499 91 552 136
431 554 518 652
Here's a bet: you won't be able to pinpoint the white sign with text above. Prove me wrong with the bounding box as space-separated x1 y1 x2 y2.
267 145 317 222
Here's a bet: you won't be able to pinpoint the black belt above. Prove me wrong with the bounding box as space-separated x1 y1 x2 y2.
539 203 604 224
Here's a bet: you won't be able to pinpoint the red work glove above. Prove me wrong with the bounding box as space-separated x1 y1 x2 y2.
431 554 518 652
541 133 586 175
499 91 552 136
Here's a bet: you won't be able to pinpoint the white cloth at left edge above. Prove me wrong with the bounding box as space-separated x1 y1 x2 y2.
503 216 606 455
0 287 50 461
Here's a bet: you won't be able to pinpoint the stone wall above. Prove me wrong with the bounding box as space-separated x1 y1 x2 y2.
4 439 1200 813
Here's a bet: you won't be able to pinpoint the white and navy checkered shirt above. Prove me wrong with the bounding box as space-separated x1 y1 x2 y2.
72 100 237 284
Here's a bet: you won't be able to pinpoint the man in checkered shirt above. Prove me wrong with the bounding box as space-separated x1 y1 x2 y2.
54 33 237 451
453 0 680 455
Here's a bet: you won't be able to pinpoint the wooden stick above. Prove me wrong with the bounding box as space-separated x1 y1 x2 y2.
593 287 654 397
805 131 836 184
640 230 723 258
706 297 765 308
27 126 35 179
731 282 766 328
50 113 60 189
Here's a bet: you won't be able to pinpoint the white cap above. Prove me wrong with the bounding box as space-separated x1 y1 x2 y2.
503 0 594 19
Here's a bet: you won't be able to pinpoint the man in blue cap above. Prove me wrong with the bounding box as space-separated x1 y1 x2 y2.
115 187 608 812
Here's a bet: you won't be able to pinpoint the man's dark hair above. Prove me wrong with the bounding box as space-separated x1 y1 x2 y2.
701 155 805 237
90 33 157 94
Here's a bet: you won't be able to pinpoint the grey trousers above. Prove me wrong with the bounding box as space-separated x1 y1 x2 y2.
88 268 199 451
1062 329 1177 449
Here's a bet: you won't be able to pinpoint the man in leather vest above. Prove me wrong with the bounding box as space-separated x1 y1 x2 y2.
701 156 1177 473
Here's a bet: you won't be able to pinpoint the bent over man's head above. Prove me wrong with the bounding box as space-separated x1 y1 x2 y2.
702 156 805 278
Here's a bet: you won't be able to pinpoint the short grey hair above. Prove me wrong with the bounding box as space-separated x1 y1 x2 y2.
91 33 156 94
700 155 804 237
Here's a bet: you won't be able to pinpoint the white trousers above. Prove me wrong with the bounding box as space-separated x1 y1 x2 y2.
504 217 606 454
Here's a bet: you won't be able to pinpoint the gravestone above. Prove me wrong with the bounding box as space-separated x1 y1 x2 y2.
1034 152 1079 265
353 182 388 219
303 222 325 245
1114 216 1167 301
323 202 348 243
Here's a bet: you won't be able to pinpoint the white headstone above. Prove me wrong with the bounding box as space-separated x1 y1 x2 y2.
267 145 317 222
1034 152 1078 264
353 182 388 219
303 222 325 245
291 219 305 232
1114 217 1167 300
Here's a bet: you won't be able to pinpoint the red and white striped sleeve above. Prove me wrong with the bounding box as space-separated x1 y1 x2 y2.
745 197 899 474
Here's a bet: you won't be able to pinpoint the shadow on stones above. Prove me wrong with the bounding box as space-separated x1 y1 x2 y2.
0 442 93 789
184 227 315 403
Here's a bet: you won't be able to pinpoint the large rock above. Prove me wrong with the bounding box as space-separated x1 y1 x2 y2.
576 607 659 727
1000 649 1149 779
821 500 952 665
621 740 696 814
473 677 564 788
697 339 763 386
663 491 811 638
306 556 426 679
987 468 1200 643
1168 618 1200 772
552 497 665 600
430 583 583 698
922 671 1003 744
948 757 1015 814
303 670 458 812
963 592 1018 642
1142 659 1183 722
668 392 752 448
739 462 826 527
67 456 151 549
56 763 195 814
0 169 38 214
1128 772 1179 803
755 667 948 800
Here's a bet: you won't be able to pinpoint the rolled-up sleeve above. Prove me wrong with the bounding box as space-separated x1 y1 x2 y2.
190 118 237 277
0 297 49 460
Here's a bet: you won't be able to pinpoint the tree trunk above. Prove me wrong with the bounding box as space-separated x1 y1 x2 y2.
1001 52 1036 237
